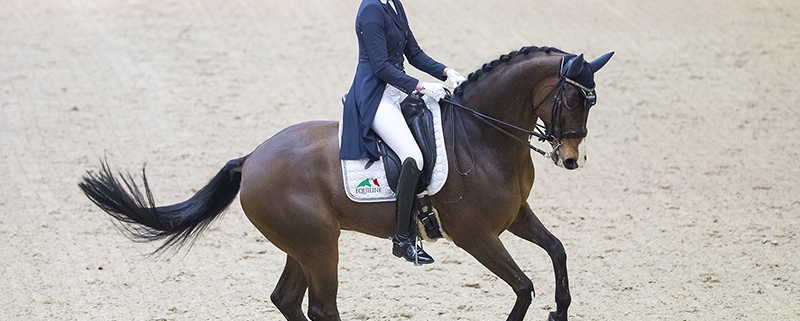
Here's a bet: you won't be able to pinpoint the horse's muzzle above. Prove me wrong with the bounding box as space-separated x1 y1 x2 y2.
563 158 579 170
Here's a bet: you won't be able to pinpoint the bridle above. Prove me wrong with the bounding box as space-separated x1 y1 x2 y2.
440 55 597 159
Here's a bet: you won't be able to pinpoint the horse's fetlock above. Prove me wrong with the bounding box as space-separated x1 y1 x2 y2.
556 292 572 307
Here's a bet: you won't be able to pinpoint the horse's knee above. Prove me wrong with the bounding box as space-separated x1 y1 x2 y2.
514 277 534 303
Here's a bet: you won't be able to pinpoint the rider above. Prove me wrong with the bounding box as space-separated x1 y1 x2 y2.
339 0 466 265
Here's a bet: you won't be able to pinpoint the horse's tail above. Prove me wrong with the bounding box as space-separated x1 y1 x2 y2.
78 156 247 255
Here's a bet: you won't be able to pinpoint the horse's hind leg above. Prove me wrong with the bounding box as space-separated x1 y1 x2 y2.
507 203 571 321
271 255 309 321
295 243 340 321
242 202 342 320
261 211 341 321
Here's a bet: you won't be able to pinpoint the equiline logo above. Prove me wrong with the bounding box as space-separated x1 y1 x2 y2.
356 178 382 194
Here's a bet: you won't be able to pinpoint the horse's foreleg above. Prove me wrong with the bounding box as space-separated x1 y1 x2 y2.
454 234 534 321
271 255 309 321
507 203 571 321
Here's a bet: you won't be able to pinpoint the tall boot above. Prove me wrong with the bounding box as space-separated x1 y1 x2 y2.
391 158 434 265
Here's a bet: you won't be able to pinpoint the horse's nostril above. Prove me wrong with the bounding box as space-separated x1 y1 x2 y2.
564 158 578 170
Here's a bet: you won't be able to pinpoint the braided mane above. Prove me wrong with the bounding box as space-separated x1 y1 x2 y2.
454 46 567 96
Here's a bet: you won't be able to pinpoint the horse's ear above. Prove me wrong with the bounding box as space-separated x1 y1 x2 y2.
588 51 614 72
565 54 585 78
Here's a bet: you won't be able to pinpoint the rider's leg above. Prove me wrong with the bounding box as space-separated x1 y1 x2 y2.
371 85 424 171
371 85 433 264
390 157 433 264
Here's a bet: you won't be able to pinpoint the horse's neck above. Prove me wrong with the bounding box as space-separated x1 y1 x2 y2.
463 55 559 124
454 56 559 159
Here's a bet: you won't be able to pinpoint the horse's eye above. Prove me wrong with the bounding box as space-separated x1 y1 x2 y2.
566 96 581 108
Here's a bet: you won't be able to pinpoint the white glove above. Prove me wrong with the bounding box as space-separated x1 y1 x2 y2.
446 69 467 87
420 82 446 101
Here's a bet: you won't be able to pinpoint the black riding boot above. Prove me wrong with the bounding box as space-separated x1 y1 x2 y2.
391 158 434 265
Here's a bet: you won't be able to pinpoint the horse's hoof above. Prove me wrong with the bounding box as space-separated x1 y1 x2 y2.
547 311 563 321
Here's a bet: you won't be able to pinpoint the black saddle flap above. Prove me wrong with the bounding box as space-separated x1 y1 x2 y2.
382 94 437 194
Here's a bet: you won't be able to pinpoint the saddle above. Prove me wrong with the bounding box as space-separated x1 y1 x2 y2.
380 93 437 194
339 92 449 240
380 94 445 240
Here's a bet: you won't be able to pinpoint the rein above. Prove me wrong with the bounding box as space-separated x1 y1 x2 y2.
440 96 552 157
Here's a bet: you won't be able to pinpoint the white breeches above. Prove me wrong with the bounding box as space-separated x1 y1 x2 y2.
371 84 424 171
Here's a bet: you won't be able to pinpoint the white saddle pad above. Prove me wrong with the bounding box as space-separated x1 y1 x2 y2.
339 94 449 203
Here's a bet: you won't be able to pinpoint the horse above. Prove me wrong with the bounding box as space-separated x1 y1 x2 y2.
79 46 613 321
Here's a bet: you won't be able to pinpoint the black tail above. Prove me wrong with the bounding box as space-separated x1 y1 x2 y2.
78 156 246 255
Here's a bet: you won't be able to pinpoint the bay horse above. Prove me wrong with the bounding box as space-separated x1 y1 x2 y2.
79 46 613 321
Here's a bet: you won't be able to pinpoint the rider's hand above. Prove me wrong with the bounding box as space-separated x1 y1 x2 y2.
420 82 446 101
445 68 467 87
415 81 425 92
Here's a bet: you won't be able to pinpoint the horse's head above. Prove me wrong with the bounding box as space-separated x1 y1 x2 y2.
449 47 614 171
535 52 614 170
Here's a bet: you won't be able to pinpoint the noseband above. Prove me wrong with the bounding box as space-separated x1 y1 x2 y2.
441 56 596 159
